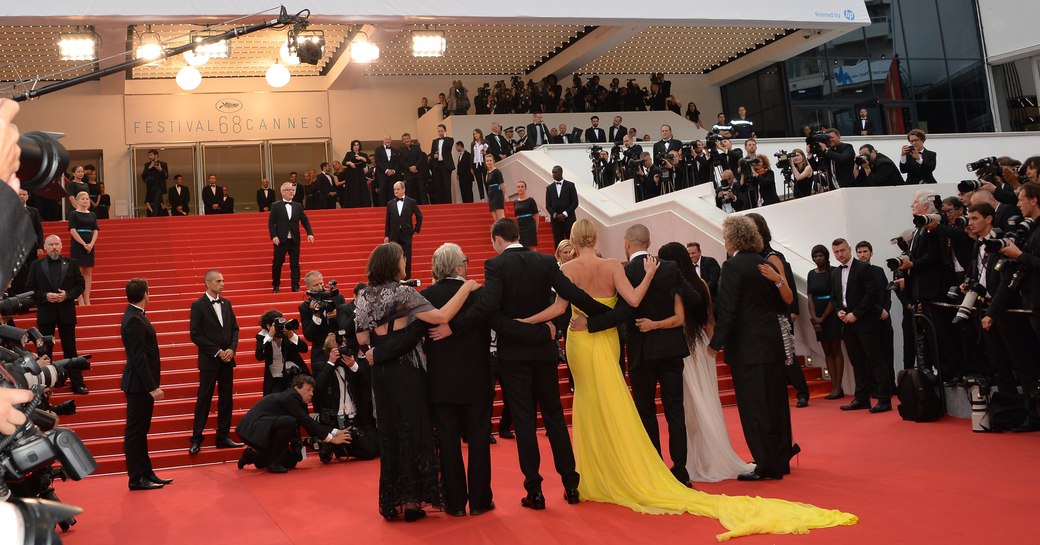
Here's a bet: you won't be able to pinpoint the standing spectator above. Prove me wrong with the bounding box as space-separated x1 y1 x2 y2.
269 182 315 293
513 180 539 248
484 154 506 222
287 171 305 204
120 278 171 490
169 175 190 216
256 177 275 213
341 140 370 208
731 106 755 139
95 182 111 220
384 181 423 279
85 165 100 212
470 129 489 200
585 116 606 143
789 149 815 198
856 241 895 388
142 149 169 218
855 108 873 136
188 270 243 454
525 112 551 150
455 141 475 204
686 242 720 303
202 174 221 215
417 97 431 118
446 80 470 116
899 129 937 184
711 114 733 138
429 124 455 204
26 236 87 394
806 245 845 399
544 165 578 249
219 186 235 214
315 162 338 209
685 102 703 130
652 124 682 160
374 135 399 207
398 134 427 205
68 191 98 306
608 116 627 144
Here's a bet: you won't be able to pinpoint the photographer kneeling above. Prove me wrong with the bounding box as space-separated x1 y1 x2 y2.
313 333 379 463
236 374 351 473
255 309 309 396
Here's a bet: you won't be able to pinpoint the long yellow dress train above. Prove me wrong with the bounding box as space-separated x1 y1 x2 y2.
567 297 857 541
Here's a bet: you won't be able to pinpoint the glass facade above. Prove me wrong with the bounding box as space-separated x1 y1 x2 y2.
722 0 993 137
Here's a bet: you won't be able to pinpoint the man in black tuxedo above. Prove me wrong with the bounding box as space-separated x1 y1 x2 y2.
486 123 511 161
708 216 791 481
831 239 890 412
454 141 475 203
652 124 682 162
201 174 222 215
585 115 606 143
219 186 235 214
8 188 44 296
384 182 423 279
813 129 856 189
236 375 351 473
168 174 190 216
26 235 87 394
188 270 243 454
313 334 379 462
315 163 338 209
398 133 427 205
374 135 399 206
856 108 874 136
544 165 578 249
853 144 904 187
287 172 305 204
417 97 432 118
856 241 897 385
552 124 573 144
429 124 455 204
256 178 275 213
120 278 172 490
899 129 938 184
687 242 721 302
525 112 551 150
269 183 315 293
142 149 169 218
608 116 627 144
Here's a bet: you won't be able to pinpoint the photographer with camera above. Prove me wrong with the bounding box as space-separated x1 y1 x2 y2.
141 149 168 218
811 129 855 189
715 170 738 213
300 270 346 368
313 333 378 462
446 80 470 116
634 151 661 202
853 144 903 187
255 309 309 396
899 129 937 185
26 235 87 395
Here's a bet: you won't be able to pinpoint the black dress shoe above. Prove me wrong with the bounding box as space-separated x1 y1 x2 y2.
445 508 467 517
840 400 871 411
273 287 280 293
564 488 580 504
216 437 244 449
71 386 89 395
489 434 497 444
499 429 515 439
291 287 300 293
869 401 892 414
404 508 426 522
128 478 164 491
796 397 809 408
238 447 257 469
521 492 545 510
267 463 289 474
147 473 173 485
470 502 496 516
188 441 201 455
737 471 782 482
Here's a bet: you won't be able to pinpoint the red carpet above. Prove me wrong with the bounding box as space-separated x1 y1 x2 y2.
52 406 1040 545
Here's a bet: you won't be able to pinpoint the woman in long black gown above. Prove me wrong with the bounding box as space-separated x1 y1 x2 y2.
342 140 370 208
355 243 478 522
513 180 539 248
484 154 505 222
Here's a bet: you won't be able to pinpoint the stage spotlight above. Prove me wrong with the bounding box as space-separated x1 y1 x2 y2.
266 62 290 88
176 66 202 90
350 34 379 64
411 30 446 58
189 30 230 60
58 28 98 61
135 26 165 64
289 30 325 65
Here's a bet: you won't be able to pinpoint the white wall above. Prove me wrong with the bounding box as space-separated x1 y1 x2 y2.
977 0 1040 63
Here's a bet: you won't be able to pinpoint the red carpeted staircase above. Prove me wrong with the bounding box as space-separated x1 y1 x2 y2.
24 202 826 476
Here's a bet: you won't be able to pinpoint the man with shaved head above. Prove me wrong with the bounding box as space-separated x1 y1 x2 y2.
26 234 88 394
374 134 399 206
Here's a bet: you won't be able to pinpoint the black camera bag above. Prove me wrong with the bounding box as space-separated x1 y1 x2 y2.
897 367 943 422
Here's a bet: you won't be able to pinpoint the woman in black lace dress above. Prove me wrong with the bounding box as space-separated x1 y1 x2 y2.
342 140 370 208
355 243 478 522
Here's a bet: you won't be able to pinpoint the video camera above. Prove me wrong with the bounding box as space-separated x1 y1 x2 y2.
806 131 830 159
306 279 340 313
966 156 1002 182
773 150 793 170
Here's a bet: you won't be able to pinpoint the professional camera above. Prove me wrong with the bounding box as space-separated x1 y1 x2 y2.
948 279 987 324
966 156 998 173
806 131 830 147
773 150 792 170
983 217 1036 254
17 131 71 196
966 156 1003 182
912 213 942 228
855 154 871 167
306 279 340 313
273 317 300 335
0 292 34 316
957 179 983 193
589 145 604 161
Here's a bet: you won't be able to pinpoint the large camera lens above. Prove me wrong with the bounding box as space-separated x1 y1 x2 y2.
17 131 70 194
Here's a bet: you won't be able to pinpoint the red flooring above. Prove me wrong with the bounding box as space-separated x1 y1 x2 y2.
54 403 1040 545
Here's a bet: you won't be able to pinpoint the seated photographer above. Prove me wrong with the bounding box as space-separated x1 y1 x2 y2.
299 270 346 368
852 144 903 187
236 374 351 473
255 309 310 396
313 333 378 462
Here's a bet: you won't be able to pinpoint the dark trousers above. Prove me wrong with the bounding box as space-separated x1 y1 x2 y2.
550 218 576 250
474 164 487 200
431 166 452 204
784 362 810 400
376 176 394 206
901 304 916 369
843 323 892 402
124 392 155 481
490 355 512 431
146 184 164 217
996 313 1040 394
629 357 688 481
458 176 475 203
925 303 965 379
191 364 234 442
272 239 301 290
497 358 578 494
730 361 792 478
404 175 427 205
389 234 413 279
36 320 83 388
254 415 300 468
433 400 493 511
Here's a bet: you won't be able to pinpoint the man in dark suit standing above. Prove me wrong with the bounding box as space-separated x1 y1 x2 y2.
486 123 511 161
201 174 222 215
831 238 890 413
652 124 682 162
256 178 275 213
856 108 874 136
525 112 551 150
26 235 87 394
708 216 791 481
856 241 896 384
374 135 399 206
315 163 338 209
585 116 606 143
454 141 476 203
287 172 305 204
168 175 190 216
269 182 315 293
429 124 455 204
687 242 721 302
608 116 627 144
120 278 172 490
899 129 938 184
384 182 423 279
813 129 856 189
544 165 579 249
398 133 427 205
142 149 169 218
219 186 235 214
8 188 44 296
188 269 244 454
417 97 432 118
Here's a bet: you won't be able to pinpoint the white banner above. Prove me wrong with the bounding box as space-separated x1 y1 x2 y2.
124 92 330 144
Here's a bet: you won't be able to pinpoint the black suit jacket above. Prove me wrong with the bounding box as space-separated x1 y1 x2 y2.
314 357 375 428
868 263 893 315
398 143 425 182
585 126 606 143
456 151 474 183
268 201 313 243
256 187 275 213
485 133 511 159
906 227 948 301
525 123 552 149
824 143 857 188
201 184 221 213
830 259 881 329
168 185 190 215
708 251 785 365
856 117 874 135
544 180 579 220
314 173 337 209
900 149 938 184
653 139 682 160
26 256 84 325
374 146 399 180
120 305 161 394
608 124 627 144
25 205 44 250
189 294 240 371
219 195 235 214
421 279 494 404
430 137 456 171
860 153 904 187
254 331 310 395
696 256 721 302
236 389 333 448
384 197 423 242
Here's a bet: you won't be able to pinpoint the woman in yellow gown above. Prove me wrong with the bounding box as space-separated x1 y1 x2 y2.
525 220 856 541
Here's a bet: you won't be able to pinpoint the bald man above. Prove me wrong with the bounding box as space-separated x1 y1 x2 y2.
374 135 399 206
26 235 88 394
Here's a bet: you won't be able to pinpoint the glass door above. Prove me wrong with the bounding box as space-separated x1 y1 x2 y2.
131 146 197 217
200 142 264 214
267 140 331 189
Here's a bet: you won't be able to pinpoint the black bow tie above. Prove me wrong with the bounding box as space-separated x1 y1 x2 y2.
211 299 221 305
396 197 404 202
555 181 562 185
839 264 848 269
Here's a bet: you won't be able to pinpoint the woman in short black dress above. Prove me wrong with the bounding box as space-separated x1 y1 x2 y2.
355 243 478 522
68 191 99 305
483 154 505 221
806 244 845 399
342 140 371 208
95 182 111 219
513 180 539 248
66 165 89 217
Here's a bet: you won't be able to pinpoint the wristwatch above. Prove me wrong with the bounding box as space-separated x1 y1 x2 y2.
775 279 784 287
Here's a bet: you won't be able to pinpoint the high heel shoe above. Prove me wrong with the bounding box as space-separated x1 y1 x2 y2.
404 508 427 522
824 389 845 400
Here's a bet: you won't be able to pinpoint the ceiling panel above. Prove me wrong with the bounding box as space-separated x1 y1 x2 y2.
0 26 100 83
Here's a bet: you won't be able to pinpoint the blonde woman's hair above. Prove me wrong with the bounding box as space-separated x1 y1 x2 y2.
570 219 597 249
555 239 575 261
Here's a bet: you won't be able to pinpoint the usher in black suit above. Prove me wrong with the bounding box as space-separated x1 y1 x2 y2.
708 251 792 479
201 184 221 215
256 186 275 213
120 303 161 485
374 145 399 206
455 149 476 203
832 258 890 405
268 199 314 292
545 179 579 249
189 293 240 446
385 196 423 279
429 136 456 204
694 255 722 303
168 184 190 216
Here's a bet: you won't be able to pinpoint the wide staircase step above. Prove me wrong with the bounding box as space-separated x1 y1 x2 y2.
26 202 826 476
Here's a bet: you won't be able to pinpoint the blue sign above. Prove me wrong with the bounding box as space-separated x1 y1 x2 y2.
844 9 856 21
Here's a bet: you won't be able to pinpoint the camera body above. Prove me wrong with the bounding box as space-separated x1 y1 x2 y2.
855 154 871 167
912 213 942 228
949 278 987 324
966 156 1002 182
773 150 792 170
306 279 340 313
273 317 300 335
